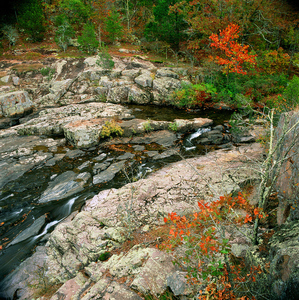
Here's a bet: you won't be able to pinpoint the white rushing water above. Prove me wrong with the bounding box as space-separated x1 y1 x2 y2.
184 127 211 151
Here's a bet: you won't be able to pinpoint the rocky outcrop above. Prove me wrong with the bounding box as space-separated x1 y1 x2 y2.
274 111 299 225
39 171 91 203
0 143 262 299
0 90 34 118
268 221 299 299
42 144 262 288
0 56 192 109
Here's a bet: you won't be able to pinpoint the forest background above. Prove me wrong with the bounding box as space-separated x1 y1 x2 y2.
1 0 299 112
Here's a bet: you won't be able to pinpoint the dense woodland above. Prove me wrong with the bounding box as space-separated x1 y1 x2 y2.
1 0 299 112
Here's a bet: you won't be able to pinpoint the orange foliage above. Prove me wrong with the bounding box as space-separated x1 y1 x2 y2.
161 192 269 299
209 23 257 75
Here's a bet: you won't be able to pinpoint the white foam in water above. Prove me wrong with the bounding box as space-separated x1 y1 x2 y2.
32 196 77 241
188 127 211 142
184 127 211 151
136 164 153 179
0 193 14 202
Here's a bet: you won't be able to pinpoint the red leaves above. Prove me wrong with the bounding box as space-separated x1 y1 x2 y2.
209 23 257 75
161 191 268 299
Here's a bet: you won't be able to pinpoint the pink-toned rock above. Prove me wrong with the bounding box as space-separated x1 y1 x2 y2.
275 111 299 225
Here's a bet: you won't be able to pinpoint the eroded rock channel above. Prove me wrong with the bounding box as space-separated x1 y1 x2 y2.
0 56 263 299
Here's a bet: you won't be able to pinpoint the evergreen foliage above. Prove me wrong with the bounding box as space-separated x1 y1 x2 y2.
105 8 123 43
97 46 114 69
144 0 187 51
77 23 99 54
54 15 75 52
1 25 19 46
18 0 46 42
60 0 91 24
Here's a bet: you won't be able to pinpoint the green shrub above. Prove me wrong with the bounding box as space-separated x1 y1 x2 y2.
170 82 217 108
40 67 56 81
100 120 124 138
54 15 75 52
78 23 99 54
1 25 19 46
60 0 91 24
283 75 299 108
18 0 46 42
168 122 178 132
105 8 123 43
143 120 153 132
96 46 114 69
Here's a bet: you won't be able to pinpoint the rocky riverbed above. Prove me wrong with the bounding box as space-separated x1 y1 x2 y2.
0 54 298 299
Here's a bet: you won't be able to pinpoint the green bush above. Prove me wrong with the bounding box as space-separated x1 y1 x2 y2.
60 0 91 24
18 0 46 42
54 15 75 52
40 67 56 81
170 82 217 108
105 8 123 43
96 46 114 69
202 70 288 107
283 75 299 108
100 120 124 138
1 25 19 46
77 23 99 54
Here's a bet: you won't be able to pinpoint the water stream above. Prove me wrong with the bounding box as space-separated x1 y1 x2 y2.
0 105 232 286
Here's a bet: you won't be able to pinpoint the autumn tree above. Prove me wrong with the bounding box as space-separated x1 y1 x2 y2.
170 0 297 57
209 23 257 75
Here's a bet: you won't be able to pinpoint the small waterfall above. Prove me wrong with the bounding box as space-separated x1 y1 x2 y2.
33 196 77 241
184 127 211 151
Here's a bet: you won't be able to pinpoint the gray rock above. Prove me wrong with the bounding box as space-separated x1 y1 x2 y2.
14 102 133 142
131 250 177 296
156 68 179 79
93 161 126 184
50 273 91 300
80 278 110 299
65 149 85 158
93 161 111 174
134 73 153 88
268 221 299 298
103 282 143 300
63 118 104 149
93 153 107 161
122 69 141 78
0 246 47 300
152 77 181 105
128 85 151 104
39 171 91 203
0 75 10 83
117 152 135 160
0 136 58 189
45 153 66 166
167 271 190 296
0 91 34 118
77 160 92 170
7 215 46 247
12 76 20 86
107 86 129 103
131 130 177 147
